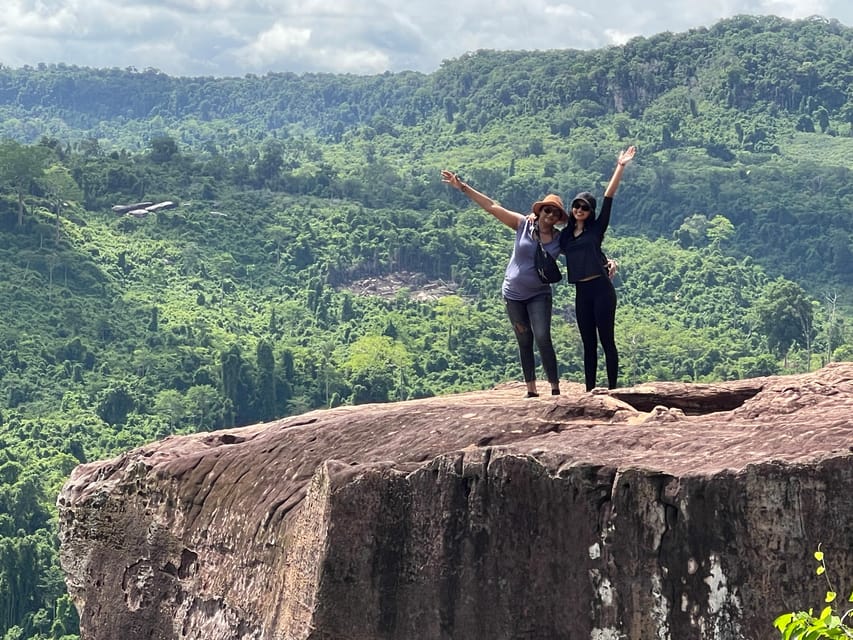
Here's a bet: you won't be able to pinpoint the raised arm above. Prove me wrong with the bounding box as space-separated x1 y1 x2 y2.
603 145 636 198
441 170 525 230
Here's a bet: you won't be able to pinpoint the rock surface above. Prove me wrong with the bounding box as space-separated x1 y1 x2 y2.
57 363 853 640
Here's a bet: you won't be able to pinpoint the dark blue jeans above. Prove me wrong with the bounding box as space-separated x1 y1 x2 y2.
504 293 559 384
574 276 618 390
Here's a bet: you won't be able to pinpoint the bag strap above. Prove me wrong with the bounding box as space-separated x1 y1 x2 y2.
533 219 545 246
533 220 556 254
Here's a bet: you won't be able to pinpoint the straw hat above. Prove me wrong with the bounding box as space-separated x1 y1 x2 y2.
531 194 568 222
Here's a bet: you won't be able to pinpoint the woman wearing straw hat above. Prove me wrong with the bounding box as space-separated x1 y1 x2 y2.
561 145 636 391
441 169 567 397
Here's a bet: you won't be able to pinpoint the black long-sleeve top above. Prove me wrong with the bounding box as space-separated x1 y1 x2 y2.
559 196 612 283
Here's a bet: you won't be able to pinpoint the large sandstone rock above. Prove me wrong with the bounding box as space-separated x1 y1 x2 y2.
57 363 853 640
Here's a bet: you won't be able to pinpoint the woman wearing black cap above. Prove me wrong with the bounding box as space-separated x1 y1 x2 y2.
441 169 568 397
561 145 636 391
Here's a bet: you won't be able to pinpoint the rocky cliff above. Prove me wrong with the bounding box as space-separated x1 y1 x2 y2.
57 363 853 640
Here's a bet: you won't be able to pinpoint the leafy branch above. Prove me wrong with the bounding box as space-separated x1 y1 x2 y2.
774 545 853 639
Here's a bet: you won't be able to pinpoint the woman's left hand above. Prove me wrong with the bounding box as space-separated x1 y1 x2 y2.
618 146 636 167
606 259 619 279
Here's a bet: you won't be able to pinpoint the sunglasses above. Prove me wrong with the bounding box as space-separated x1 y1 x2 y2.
572 202 591 212
541 206 562 216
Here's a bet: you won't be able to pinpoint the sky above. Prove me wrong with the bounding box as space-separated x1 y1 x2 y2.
1 0 852 78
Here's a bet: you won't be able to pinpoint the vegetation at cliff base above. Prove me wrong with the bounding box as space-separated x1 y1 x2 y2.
774 547 853 639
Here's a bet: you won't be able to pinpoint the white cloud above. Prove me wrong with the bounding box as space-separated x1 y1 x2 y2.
314 48 391 74
160 0 238 9
759 0 828 18
544 4 591 20
0 0 850 76
1 2 79 37
603 28 638 47
238 22 312 65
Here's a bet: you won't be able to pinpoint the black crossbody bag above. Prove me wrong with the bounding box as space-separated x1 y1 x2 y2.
533 223 562 284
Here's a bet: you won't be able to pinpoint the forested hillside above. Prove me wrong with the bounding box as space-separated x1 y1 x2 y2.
1 14 852 640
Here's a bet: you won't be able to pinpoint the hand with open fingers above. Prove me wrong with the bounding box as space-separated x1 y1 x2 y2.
440 170 462 190
618 146 636 167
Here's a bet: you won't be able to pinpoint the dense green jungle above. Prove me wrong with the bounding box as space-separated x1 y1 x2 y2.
1 13 853 639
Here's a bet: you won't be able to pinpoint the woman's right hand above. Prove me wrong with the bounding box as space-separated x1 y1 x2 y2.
440 169 462 190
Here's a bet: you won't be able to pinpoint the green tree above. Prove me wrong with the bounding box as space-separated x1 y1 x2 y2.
149 134 178 163
255 339 277 421
96 383 136 426
435 295 467 351
0 141 48 226
220 345 242 427
343 335 413 403
185 385 228 430
674 214 709 249
755 278 815 366
707 215 735 250
153 389 186 432
40 163 83 240
255 139 284 187
814 105 830 133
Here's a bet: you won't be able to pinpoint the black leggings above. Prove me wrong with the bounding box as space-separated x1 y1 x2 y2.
574 276 618 391
504 293 559 384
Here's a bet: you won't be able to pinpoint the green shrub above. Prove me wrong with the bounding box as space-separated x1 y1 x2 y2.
774 546 853 639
